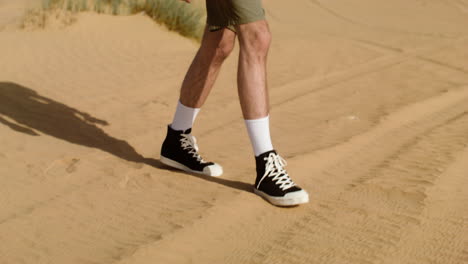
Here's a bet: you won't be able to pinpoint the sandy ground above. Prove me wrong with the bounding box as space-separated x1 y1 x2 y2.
1 0 468 263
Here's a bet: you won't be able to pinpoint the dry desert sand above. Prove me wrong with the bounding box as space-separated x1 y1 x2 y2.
1 0 468 263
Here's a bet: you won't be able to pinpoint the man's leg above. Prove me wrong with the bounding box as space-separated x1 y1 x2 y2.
179 27 236 109
236 20 273 157
170 27 236 131
161 27 235 177
236 20 270 120
236 20 309 206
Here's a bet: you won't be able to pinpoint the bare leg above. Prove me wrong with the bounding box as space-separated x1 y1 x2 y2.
236 20 272 119
179 27 236 108
160 27 234 177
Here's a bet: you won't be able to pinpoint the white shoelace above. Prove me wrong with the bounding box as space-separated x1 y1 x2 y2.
180 134 206 163
257 153 296 191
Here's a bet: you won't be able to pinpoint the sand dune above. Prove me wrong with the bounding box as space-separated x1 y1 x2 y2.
1 0 468 263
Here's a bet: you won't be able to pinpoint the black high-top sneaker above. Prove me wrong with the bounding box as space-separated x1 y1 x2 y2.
254 150 309 206
160 125 223 177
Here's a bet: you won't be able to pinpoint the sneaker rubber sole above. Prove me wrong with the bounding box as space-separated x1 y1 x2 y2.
254 188 309 206
160 155 223 177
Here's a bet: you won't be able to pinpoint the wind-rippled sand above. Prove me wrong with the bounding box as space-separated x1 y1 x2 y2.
1 0 467 263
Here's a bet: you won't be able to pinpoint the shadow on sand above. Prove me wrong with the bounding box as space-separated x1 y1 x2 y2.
0 82 252 193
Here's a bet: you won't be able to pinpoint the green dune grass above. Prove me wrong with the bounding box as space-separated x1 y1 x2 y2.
40 0 205 40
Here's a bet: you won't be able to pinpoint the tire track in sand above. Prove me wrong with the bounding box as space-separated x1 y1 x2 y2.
380 141 468 264
113 87 468 264
0 153 246 264
255 105 468 264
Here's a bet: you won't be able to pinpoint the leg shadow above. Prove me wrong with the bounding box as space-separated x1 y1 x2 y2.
158 163 253 193
0 81 149 163
0 82 252 193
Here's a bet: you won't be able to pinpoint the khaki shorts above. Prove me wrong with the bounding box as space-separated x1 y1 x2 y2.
205 0 265 32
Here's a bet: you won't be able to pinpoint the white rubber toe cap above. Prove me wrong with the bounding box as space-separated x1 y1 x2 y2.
285 189 309 200
203 163 223 177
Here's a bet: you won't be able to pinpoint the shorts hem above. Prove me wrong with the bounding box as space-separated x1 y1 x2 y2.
207 15 266 32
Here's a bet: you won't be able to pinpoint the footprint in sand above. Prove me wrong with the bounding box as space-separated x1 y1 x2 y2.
44 157 80 177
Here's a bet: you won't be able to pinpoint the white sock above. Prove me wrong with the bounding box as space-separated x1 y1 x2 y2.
244 115 274 157
170 101 200 131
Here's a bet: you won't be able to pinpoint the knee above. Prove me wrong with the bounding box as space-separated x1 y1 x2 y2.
240 25 271 56
213 37 235 62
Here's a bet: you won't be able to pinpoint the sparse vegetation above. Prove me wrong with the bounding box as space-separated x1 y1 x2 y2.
37 0 205 40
